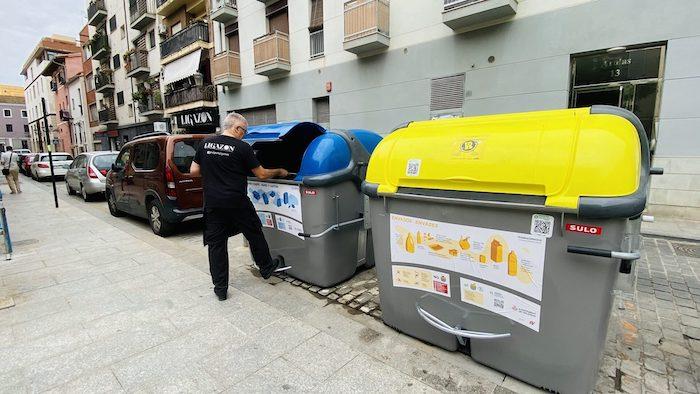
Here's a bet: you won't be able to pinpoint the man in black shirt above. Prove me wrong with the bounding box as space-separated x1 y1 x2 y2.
191 112 290 301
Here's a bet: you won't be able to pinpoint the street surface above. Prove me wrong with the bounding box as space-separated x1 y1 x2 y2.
0 176 698 393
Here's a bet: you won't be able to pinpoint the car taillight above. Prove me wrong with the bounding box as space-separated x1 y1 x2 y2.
165 164 177 199
99 169 108 176
88 166 98 179
38 163 49 168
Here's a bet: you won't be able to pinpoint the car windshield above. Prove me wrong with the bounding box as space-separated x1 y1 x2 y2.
92 154 118 170
173 140 201 173
41 154 72 162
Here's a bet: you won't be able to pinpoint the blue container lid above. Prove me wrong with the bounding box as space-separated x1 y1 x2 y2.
296 133 352 180
350 129 383 155
244 122 326 143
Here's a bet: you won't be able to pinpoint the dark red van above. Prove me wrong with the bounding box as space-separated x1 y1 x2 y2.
105 132 205 236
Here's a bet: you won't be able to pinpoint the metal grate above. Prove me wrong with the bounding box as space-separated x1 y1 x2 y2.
672 242 700 258
310 29 324 58
430 73 466 112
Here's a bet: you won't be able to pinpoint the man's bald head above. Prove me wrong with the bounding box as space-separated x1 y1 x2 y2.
221 112 248 139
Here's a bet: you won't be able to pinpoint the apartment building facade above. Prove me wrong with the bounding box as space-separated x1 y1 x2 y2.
86 0 171 150
0 85 30 151
211 0 700 220
21 36 81 153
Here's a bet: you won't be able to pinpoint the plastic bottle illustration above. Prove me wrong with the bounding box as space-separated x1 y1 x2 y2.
416 231 423 244
262 193 269 204
459 237 470 250
479 254 487 264
491 239 503 262
405 233 415 253
508 250 518 276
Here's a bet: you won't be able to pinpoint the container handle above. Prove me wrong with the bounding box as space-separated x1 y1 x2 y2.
415 305 510 340
298 218 364 238
566 245 640 260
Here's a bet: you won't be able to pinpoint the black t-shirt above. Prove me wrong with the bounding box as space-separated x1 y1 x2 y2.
193 135 261 208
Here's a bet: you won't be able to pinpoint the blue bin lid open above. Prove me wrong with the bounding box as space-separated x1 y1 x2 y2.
244 122 326 142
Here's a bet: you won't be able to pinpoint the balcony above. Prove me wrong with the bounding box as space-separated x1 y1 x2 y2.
310 29 324 58
91 34 110 61
442 0 518 31
156 0 206 17
211 0 237 24
98 107 118 126
212 50 242 88
253 31 290 77
125 50 150 78
95 70 115 93
137 93 164 117
160 21 210 64
343 0 390 55
88 0 107 27
130 0 156 30
164 85 217 111
59 109 72 121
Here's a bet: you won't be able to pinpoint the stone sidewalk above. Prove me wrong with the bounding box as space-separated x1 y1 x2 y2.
1 177 699 393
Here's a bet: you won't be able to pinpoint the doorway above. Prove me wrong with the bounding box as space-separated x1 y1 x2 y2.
570 44 665 151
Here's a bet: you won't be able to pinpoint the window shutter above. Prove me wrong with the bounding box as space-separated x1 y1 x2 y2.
430 73 465 112
310 0 324 29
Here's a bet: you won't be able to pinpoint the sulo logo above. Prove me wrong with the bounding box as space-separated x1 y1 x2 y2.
566 223 603 236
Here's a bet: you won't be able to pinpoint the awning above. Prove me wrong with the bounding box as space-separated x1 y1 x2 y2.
161 50 201 86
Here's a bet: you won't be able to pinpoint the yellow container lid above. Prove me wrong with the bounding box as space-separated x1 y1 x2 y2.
365 107 649 216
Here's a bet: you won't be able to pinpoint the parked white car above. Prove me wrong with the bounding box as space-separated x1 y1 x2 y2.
30 152 74 181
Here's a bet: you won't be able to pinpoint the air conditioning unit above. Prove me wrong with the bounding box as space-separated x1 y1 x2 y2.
158 24 167 36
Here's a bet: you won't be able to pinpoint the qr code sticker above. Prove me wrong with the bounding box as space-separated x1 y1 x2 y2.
406 159 421 177
530 214 554 238
493 298 504 309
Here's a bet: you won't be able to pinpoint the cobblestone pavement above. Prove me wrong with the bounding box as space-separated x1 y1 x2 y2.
1 177 699 393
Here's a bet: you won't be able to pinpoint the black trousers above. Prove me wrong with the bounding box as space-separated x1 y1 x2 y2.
204 197 275 295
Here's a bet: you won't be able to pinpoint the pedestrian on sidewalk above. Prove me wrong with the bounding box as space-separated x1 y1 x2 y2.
190 112 291 301
1 147 21 194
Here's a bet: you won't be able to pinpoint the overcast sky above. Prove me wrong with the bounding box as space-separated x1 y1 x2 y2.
0 0 85 87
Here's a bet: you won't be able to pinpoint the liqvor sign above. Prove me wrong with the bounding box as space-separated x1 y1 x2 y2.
176 108 219 128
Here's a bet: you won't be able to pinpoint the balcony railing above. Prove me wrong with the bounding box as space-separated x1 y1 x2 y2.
212 50 242 87
138 93 163 115
95 70 114 92
253 31 290 73
125 50 149 77
164 85 217 108
160 21 209 60
59 109 72 121
88 0 107 26
130 0 156 30
310 29 324 58
442 0 518 31
344 0 390 42
91 34 110 60
211 0 238 23
98 107 117 124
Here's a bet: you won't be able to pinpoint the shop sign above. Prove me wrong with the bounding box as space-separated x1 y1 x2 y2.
176 108 219 128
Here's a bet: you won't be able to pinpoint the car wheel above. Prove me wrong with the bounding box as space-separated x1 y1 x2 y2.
66 181 75 195
147 200 174 237
107 189 124 217
80 184 92 202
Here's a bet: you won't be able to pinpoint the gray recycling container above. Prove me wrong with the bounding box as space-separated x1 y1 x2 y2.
245 122 382 288
362 106 660 393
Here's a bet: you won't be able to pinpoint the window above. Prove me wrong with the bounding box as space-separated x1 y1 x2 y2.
171 22 182 35
308 0 324 58
132 143 159 170
3 109 11 117
86 74 95 91
5 124 12 132
310 0 323 29
115 148 130 167
148 30 156 49
120 26 126 40
313 96 330 125
113 54 121 69
83 45 91 60
89 103 98 122
21 110 27 118
266 0 289 34
24 125 29 134
226 23 240 52
310 29 324 58
72 99 75 111
117 91 125 106
109 16 117 32
173 140 201 173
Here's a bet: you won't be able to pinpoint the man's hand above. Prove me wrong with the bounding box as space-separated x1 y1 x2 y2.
277 168 289 178
252 166 289 180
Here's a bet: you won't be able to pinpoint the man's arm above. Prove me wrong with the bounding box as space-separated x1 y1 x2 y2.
190 161 201 177
251 166 288 180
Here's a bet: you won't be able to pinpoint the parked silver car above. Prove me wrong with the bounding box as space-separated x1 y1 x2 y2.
30 153 74 180
65 151 119 201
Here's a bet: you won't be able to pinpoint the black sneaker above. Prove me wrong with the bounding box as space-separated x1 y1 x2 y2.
260 256 291 279
215 292 227 301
